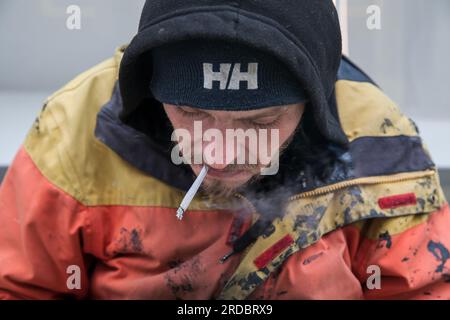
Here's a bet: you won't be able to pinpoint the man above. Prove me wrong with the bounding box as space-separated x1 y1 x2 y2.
0 0 449 300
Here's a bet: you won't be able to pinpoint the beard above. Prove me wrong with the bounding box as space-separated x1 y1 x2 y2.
198 131 297 199
200 164 262 199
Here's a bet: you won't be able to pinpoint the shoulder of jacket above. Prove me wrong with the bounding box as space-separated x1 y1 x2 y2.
23 50 120 203
285 169 446 247
335 57 419 142
23 45 220 208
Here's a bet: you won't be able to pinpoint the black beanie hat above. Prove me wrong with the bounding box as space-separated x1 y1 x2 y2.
149 40 307 110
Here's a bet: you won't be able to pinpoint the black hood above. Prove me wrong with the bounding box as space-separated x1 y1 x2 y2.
118 0 348 146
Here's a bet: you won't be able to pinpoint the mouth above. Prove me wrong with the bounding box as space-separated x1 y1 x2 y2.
193 165 255 181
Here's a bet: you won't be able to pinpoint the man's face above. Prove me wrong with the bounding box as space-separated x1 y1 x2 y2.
163 103 305 197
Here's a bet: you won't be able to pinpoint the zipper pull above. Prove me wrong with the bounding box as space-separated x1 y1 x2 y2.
219 250 235 264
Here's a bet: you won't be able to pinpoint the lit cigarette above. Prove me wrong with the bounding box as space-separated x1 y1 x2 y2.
176 165 209 220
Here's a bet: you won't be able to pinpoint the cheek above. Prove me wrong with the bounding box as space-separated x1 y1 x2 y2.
165 109 193 131
172 117 193 131
277 114 302 145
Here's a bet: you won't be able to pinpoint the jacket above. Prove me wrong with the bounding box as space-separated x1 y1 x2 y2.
0 45 449 299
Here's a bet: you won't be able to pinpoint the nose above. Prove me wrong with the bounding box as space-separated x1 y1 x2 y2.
202 131 237 170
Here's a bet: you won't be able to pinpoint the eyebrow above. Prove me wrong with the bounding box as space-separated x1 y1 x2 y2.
179 105 288 120
236 108 288 120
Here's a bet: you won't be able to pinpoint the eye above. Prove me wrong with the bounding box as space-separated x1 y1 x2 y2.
178 107 208 120
247 117 281 128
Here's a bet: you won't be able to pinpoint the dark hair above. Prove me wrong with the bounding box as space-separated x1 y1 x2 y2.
295 106 340 181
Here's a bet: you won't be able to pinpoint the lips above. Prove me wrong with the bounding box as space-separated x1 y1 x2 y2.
192 165 253 181
207 167 247 179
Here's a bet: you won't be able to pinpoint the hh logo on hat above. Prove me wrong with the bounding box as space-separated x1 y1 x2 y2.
203 63 258 90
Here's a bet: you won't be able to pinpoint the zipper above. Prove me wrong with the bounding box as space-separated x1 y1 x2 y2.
289 170 435 200
234 193 258 221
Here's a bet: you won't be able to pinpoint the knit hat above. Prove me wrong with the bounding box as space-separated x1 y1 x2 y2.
149 40 307 110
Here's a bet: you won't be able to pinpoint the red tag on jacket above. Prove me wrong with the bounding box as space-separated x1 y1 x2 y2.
253 234 294 269
378 193 417 209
